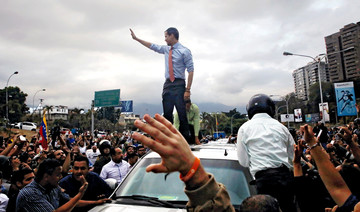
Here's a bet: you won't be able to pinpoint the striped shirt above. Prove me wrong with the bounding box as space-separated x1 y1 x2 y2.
16 180 70 212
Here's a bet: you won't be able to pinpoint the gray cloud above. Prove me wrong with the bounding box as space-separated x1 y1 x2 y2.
1 0 359 112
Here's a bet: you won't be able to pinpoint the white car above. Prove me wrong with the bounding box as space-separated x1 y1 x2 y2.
14 122 37 131
89 144 256 211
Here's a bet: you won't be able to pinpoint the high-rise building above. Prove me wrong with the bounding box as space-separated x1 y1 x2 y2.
325 22 360 82
293 61 327 100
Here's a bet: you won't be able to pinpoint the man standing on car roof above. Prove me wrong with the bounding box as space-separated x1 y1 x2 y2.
130 27 194 143
236 94 296 212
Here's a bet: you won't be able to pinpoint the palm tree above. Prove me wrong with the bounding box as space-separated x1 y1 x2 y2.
200 112 215 135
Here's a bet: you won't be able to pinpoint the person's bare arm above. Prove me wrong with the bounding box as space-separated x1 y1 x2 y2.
0 135 18 156
76 198 111 208
54 176 88 212
339 127 360 165
302 125 351 207
62 150 72 174
184 71 194 99
293 140 305 177
133 114 235 211
130 28 151 48
1 134 23 156
132 114 208 189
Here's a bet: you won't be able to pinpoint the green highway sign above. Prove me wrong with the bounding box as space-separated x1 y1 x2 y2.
94 89 120 107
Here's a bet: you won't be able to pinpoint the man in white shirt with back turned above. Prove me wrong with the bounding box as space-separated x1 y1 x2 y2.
237 94 295 212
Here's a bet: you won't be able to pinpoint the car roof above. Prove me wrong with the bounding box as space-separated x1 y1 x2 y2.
144 143 238 161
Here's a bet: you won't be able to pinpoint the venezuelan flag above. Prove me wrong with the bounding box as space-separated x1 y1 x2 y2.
39 110 48 149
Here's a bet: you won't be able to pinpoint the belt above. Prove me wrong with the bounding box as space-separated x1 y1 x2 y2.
255 164 290 179
165 78 185 83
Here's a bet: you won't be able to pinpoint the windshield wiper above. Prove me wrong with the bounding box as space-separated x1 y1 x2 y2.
113 195 180 208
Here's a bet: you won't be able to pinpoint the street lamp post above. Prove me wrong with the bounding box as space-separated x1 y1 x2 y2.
283 52 325 123
32 89 46 114
283 47 354 124
6 71 19 122
270 94 290 127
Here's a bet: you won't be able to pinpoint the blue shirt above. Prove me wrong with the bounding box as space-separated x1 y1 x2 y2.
150 42 194 80
16 180 70 212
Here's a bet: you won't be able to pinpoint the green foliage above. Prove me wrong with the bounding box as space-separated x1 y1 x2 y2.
200 110 248 137
0 86 29 123
96 107 121 123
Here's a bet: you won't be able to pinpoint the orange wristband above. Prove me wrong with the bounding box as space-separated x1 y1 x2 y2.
179 157 200 182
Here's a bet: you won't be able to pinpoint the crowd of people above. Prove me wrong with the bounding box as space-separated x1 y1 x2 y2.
0 130 148 211
0 109 360 211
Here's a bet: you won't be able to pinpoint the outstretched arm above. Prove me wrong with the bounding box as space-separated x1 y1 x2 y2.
132 114 208 189
338 127 360 165
55 176 88 212
293 139 305 177
0 134 18 156
130 28 151 48
133 114 234 211
302 125 351 207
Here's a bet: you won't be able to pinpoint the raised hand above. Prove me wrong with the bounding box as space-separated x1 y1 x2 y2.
132 114 195 176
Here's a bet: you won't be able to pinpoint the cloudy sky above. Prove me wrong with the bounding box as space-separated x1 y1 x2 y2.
1 0 359 114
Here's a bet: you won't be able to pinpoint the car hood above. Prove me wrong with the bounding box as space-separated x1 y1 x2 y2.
90 204 186 212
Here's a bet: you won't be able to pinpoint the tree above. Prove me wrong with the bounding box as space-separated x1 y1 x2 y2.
96 107 120 123
200 112 215 135
308 82 335 112
223 108 242 119
0 86 29 123
69 107 84 128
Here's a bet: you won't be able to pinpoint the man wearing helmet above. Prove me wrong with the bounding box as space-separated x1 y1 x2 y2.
93 140 112 174
237 94 296 212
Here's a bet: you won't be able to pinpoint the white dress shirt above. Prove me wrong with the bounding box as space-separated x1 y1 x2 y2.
100 160 130 183
237 113 295 178
0 193 9 211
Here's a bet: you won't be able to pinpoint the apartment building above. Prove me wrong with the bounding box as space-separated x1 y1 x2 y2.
293 61 327 100
325 22 360 82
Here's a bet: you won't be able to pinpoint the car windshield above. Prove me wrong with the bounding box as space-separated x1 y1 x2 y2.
115 157 251 207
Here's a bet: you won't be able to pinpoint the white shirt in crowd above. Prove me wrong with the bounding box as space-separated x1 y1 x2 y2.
78 145 87 155
86 149 101 166
237 113 295 178
100 160 130 183
0 193 9 211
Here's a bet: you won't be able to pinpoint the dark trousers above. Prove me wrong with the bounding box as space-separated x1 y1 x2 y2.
162 79 190 141
255 165 296 212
